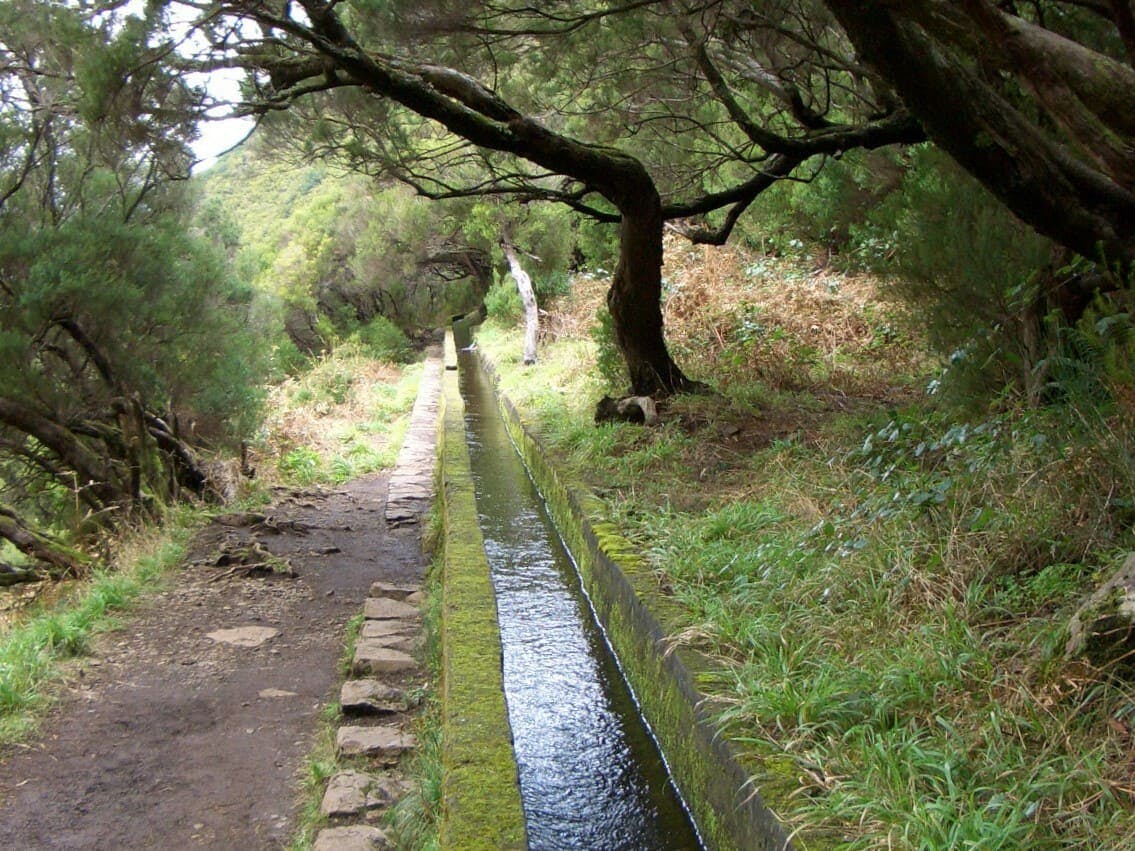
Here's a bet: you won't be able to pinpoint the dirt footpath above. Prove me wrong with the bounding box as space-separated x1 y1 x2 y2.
0 472 427 850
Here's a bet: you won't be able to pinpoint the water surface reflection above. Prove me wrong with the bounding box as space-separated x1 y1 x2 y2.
460 354 702 850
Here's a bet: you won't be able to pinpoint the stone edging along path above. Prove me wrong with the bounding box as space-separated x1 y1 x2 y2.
311 347 443 851
386 355 444 526
475 347 794 851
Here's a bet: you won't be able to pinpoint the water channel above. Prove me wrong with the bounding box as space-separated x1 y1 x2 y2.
458 349 704 850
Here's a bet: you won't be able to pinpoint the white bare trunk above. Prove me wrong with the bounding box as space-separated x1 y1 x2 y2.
503 243 539 365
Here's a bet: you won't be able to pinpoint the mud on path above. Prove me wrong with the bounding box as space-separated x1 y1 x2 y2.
0 471 427 850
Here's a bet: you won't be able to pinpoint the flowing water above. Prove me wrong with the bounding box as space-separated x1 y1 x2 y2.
458 352 703 850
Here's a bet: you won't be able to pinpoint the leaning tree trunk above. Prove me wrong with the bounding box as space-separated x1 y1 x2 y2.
0 563 43 586
502 243 539 365
144 411 209 498
241 13 697 397
608 193 699 397
0 504 91 578
825 0 1135 270
0 397 120 510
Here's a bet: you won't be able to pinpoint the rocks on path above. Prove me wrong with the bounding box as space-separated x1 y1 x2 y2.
314 580 424 848
312 349 441 850
0 348 442 851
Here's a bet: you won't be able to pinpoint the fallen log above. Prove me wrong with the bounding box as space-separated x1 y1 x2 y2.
0 562 45 586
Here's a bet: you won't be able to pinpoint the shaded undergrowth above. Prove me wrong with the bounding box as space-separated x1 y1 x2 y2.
264 343 423 486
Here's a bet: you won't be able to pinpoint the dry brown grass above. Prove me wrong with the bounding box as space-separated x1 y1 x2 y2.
543 236 929 398
661 237 927 394
539 271 608 343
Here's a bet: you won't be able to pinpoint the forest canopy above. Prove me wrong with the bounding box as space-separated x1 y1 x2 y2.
0 0 266 578
2 0 1134 578
156 0 1135 395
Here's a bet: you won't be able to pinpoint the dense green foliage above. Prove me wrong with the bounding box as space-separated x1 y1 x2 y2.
742 143 1135 408
0 1 268 575
198 147 616 360
200 151 502 352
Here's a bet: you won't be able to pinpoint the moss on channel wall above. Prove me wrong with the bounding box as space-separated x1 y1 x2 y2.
480 351 793 851
436 365 526 850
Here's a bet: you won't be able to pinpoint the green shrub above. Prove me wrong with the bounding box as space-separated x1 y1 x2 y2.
843 146 1056 405
279 447 322 484
536 268 572 300
350 315 414 363
1035 302 1135 409
590 307 627 392
735 148 905 256
484 278 523 321
273 336 312 377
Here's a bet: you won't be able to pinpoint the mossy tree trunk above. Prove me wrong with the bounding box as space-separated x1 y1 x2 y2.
0 505 90 578
826 0 1135 271
609 196 698 396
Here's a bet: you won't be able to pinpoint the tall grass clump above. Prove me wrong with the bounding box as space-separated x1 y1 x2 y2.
635 400 1135 847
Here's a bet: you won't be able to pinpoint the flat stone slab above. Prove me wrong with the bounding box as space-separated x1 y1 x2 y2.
205 626 278 648
258 688 297 699
321 770 374 817
363 598 419 621
336 725 416 762
369 775 413 806
313 825 389 850
357 631 417 653
320 770 411 817
340 679 405 716
385 357 440 527
352 641 417 676
369 581 419 601
360 618 415 638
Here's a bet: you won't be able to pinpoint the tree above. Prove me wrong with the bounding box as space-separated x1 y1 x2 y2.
0 0 265 576
501 241 539 365
824 0 1135 285
180 0 923 396
198 151 494 353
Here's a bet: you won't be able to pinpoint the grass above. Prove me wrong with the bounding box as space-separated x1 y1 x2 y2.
387 516 443 850
472 240 1135 849
262 343 422 486
631 413 1135 848
386 700 442 851
287 712 341 851
0 508 200 742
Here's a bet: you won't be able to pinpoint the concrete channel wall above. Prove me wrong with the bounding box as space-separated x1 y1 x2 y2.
435 341 527 850
436 322 792 850
478 359 792 851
